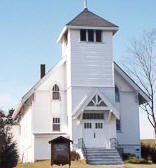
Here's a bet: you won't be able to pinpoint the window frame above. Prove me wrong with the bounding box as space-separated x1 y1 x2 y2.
53 117 60 131
80 29 87 41
95 123 103 129
115 85 120 102
96 30 102 42
52 84 60 100
116 119 121 132
80 29 102 43
84 122 92 129
88 30 94 42
83 113 104 120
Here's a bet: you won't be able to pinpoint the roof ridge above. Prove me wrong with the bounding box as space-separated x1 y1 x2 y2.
66 8 118 28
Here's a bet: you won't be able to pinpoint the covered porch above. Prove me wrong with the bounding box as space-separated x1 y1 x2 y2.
72 89 120 150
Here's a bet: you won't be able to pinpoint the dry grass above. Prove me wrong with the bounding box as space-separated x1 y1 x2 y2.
16 139 156 168
124 163 156 168
141 139 155 147
15 160 156 168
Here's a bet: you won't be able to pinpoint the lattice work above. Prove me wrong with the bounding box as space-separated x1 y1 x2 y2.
87 95 107 107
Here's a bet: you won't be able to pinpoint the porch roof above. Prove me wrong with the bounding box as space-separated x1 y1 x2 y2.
72 89 120 119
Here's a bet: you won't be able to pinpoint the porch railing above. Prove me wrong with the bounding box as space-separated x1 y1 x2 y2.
110 138 123 157
110 138 118 149
78 138 87 158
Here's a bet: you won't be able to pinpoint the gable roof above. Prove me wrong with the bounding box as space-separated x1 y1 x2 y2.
49 136 73 144
12 58 66 119
67 8 118 28
72 89 120 119
13 59 150 120
114 62 150 104
57 8 119 43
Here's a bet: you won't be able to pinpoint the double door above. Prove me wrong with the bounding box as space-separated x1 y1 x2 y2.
82 120 105 148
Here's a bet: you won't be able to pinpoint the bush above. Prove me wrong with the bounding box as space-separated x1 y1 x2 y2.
0 110 18 168
141 143 156 163
122 153 149 164
150 147 156 163
122 153 136 161
71 151 80 161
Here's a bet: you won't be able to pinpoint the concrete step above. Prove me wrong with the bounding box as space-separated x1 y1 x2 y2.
86 148 118 152
87 156 121 159
87 152 119 155
88 161 123 165
86 148 123 165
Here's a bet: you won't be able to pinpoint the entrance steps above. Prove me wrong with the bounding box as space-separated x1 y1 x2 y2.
85 148 123 165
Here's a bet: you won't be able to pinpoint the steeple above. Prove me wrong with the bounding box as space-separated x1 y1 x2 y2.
84 0 87 9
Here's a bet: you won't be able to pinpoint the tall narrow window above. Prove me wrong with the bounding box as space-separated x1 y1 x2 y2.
96 30 102 42
115 85 120 102
80 29 86 41
53 118 60 131
84 123 92 129
95 123 103 129
116 119 121 131
52 84 60 100
64 31 68 45
88 30 94 42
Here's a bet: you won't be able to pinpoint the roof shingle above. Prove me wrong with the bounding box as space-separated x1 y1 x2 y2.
67 8 118 28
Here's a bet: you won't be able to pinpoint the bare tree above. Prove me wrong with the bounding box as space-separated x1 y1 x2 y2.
124 30 156 142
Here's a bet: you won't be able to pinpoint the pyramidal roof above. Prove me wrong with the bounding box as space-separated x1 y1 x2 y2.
67 8 118 28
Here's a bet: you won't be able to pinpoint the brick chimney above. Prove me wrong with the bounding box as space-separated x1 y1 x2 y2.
40 64 45 79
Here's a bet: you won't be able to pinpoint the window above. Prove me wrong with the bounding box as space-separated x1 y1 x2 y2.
87 95 106 107
83 113 104 119
64 31 68 44
88 30 94 42
84 123 92 129
116 119 121 131
80 29 102 42
53 118 60 131
80 29 86 41
115 85 120 102
96 30 102 42
95 123 103 129
52 84 60 100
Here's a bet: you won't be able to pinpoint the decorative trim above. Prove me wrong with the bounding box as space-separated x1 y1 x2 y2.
67 25 118 31
72 88 120 119
12 58 66 119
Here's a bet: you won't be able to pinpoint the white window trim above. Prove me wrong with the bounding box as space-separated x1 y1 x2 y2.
52 117 61 132
80 29 103 43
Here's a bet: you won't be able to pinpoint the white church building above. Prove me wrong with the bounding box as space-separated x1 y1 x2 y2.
12 3 149 165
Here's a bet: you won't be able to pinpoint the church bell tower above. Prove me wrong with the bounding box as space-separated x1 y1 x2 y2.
57 3 118 88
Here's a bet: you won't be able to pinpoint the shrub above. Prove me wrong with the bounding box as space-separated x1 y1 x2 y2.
122 153 136 161
150 147 156 163
141 143 156 163
122 153 150 164
71 151 80 161
0 110 18 168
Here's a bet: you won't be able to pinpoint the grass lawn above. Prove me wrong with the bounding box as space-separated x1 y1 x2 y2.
16 160 156 168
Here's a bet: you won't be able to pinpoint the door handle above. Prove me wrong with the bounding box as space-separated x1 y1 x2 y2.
94 133 96 138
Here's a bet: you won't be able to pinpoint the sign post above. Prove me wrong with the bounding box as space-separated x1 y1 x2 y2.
49 136 73 168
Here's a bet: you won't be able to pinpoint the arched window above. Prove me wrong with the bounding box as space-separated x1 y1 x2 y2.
115 85 120 102
52 84 60 100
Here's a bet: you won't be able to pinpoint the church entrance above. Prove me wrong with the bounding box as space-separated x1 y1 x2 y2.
82 120 105 148
82 111 107 148
75 93 118 149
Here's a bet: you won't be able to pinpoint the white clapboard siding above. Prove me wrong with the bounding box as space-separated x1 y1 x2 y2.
69 29 114 87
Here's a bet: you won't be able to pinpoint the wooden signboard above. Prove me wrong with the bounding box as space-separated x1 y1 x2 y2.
49 136 73 167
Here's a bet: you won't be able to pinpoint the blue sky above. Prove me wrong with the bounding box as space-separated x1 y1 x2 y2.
0 0 155 139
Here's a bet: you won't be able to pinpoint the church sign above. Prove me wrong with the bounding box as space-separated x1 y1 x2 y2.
49 136 73 167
